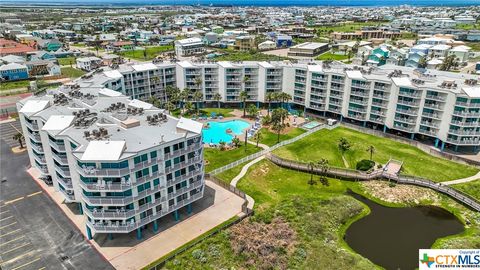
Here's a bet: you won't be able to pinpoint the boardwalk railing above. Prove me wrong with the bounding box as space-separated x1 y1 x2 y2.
267 154 480 212
209 123 335 175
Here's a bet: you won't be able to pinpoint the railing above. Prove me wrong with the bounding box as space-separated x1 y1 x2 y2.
25 121 39 130
49 140 66 152
209 124 334 175
267 154 480 212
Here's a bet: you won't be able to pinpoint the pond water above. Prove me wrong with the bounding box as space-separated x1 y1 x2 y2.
345 192 464 270
202 120 250 144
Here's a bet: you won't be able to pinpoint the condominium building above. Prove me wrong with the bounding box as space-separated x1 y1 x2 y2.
174 37 205 57
17 84 204 239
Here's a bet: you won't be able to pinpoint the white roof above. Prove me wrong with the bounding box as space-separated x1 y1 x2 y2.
450 45 471 52
81 141 126 161
103 70 123 79
77 57 101 62
308 65 323 73
291 42 327 50
42 115 75 134
132 63 157 72
0 62 27 71
176 37 202 45
431 44 451 50
392 77 413 88
19 100 49 116
129 99 154 109
346 70 364 80
463 86 480 98
176 117 202 134
99 88 122 97
177 61 194 68
258 61 274 68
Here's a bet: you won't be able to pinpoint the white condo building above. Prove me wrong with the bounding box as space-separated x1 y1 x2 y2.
17 84 204 239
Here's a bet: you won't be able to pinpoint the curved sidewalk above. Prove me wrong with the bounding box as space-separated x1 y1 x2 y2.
443 171 480 185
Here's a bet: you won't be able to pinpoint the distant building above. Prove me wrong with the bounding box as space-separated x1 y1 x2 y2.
233 35 256 51
0 38 36 56
258 40 276 51
76 57 102 71
0 62 29 81
275 35 293 48
174 38 205 57
332 30 400 40
36 39 63 52
288 42 329 58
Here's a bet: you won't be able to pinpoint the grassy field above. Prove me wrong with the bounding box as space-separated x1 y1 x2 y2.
456 24 480 30
251 127 306 147
452 180 480 201
57 56 76 66
0 80 30 91
171 107 234 118
204 145 262 173
273 127 478 182
316 21 386 37
214 51 290 61
117 45 173 60
61 67 86 79
163 157 480 269
316 52 349 61
466 42 480 52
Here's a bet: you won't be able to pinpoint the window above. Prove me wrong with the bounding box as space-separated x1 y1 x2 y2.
165 160 171 168
152 164 158 173
153 178 160 186
134 154 148 165
150 151 157 159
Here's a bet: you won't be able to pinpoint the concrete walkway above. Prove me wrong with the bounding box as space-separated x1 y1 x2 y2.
443 171 480 185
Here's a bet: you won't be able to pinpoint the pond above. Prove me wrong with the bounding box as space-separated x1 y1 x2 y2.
345 192 464 270
202 120 250 144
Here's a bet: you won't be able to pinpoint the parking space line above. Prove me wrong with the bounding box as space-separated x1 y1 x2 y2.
38 267 45 270
0 210 10 215
1 251 36 267
0 235 25 247
10 256 40 270
4 197 24 205
0 216 13 222
0 222 17 230
0 228 21 237
26 191 42 197
2 242 30 255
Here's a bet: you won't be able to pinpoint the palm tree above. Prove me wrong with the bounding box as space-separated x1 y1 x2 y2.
13 132 24 149
253 132 262 147
266 92 277 116
193 90 203 116
307 161 317 187
179 88 189 114
338 137 351 155
240 91 248 117
165 101 176 114
366 145 376 161
213 93 222 109
194 77 203 91
247 104 258 118
185 102 194 115
276 107 288 125
271 108 286 143
166 85 180 105
278 92 292 110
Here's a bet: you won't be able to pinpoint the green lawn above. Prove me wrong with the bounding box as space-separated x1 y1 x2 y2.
61 67 86 79
215 160 250 184
0 80 30 91
204 145 262 173
452 180 480 201
171 107 234 118
316 21 386 37
316 52 349 61
273 127 478 182
466 42 480 52
456 24 480 30
117 45 173 60
57 56 77 66
252 127 306 147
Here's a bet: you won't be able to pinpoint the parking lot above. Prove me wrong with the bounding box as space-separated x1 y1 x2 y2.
0 130 113 270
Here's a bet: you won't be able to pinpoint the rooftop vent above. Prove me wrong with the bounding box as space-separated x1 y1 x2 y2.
465 79 478 86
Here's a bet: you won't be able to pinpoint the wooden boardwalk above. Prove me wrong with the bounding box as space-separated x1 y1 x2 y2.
267 154 480 212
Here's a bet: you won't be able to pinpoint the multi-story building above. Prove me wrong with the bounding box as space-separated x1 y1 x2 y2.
174 37 205 57
17 85 204 240
42 59 480 154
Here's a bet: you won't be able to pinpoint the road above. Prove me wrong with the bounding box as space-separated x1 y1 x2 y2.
0 124 113 270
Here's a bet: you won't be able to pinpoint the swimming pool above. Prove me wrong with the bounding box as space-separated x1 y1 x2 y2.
202 120 250 144
303 121 321 129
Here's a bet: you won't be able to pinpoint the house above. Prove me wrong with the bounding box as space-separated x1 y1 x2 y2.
233 35 256 51
448 45 472 62
174 38 205 57
366 46 390 66
108 41 134 51
102 54 121 66
258 40 276 50
275 35 293 48
386 48 408 66
0 38 36 56
429 44 451 58
427 58 443 70
405 51 426 68
26 60 61 76
409 44 432 55
36 39 63 52
0 55 25 64
0 62 29 81
287 42 329 58
28 50 57 61
203 32 219 45
76 56 102 71
211 26 224 34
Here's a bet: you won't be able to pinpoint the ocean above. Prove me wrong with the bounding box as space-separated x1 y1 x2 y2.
4 0 480 7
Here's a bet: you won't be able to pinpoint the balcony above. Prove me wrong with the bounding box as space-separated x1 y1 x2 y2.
348 113 367 120
371 101 387 108
393 124 415 132
49 140 66 152
419 129 437 136
398 91 421 98
33 153 46 164
331 78 344 84
349 99 368 105
422 112 441 119
351 83 370 89
34 164 48 174
52 152 68 165
420 121 439 128
448 129 480 136
369 116 385 124
446 138 480 145
57 176 73 189
423 103 442 110
30 143 44 153
166 170 203 187
397 99 420 107
370 110 385 116
450 120 479 127
25 121 39 130
396 108 418 116
372 94 389 100
350 91 369 98
452 110 480 118
27 132 41 142
394 117 416 124
425 95 446 102
87 192 203 233
55 164 71 178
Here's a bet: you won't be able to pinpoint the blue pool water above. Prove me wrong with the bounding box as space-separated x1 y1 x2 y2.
202 120 250 144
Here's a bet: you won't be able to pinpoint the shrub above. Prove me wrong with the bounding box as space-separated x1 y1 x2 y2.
377 164 382 169
356 159 375 171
